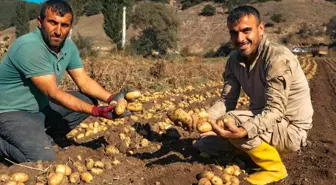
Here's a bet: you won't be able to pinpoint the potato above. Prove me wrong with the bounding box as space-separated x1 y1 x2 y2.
197 122 212 133
76 133 85 140
168 109 192 126
223 115 235 124
115 99 128 115
223 166 234 175
233 169 241 176
197 171 214 180
220 173 231 183
48 172 64 185
176 109 192 125
230 176 240 185
73 161 86 172
198 178 211 185
11 172 29 182
105 145 120 155
69 172 80 183
85 158 94 170
167 111 178 122
216 120 225 128
197 110 209 122
112 160 120 165
125 91 141 101
94 161 105 169
127 102 143 112
80 172 93 183
141 138 149 147
211 176 223 185
55 164 72 176
4 181 18 185
0 174 10 182
85 130 94 137
90 167 104 175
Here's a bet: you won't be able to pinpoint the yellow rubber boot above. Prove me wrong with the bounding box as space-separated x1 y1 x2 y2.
245 141 288 185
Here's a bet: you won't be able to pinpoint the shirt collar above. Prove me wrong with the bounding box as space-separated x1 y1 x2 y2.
34 27 69 57
238 35 268 71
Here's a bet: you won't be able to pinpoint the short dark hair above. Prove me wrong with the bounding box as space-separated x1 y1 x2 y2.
40 0 74 23
227 5 261 25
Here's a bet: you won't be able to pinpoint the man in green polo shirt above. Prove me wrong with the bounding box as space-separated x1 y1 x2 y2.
0 0 132 163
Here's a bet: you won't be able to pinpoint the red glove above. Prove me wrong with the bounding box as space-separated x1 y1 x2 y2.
91 105 114 119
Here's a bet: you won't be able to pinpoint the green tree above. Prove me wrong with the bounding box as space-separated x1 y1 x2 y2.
28 6 39 20
201 4 216 16
101 0 132 49
84 0 102 16
327 16 336 44
67 0 86 24
131 2 179 56
14 2 29 38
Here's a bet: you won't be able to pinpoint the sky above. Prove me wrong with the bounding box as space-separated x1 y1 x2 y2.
24 0 45 4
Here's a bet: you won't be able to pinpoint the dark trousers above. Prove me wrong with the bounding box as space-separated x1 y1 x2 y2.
0 91 97 163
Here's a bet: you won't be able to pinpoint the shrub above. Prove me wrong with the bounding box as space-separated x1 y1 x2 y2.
151 0 170 3
181 0 203 10
131 28 157 56
13 2 29 38
200 4 216 16
72 32 98 58
327 16 336 44
131 2 179 56
270 13 284 23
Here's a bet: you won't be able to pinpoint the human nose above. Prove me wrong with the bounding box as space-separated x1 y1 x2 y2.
237 32 245 43
54 25 61 37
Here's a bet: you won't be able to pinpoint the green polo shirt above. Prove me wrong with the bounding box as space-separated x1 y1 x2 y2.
0 27 83 113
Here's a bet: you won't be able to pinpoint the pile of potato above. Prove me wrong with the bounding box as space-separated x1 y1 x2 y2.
66 91 143 142
197 165 242 185
112 90 143 115
1 172 29 185
167 108 237 134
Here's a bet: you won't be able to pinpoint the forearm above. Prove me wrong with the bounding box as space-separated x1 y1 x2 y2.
78 77 112 103
50 89 94 114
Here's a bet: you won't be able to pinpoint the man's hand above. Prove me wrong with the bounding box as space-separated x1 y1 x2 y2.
200 117 248 139
91 105 114 119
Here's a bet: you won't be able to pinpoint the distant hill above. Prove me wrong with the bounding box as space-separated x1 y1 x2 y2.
0 0 40 30
1 0 335 55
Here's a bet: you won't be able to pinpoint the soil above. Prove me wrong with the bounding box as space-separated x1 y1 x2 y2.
1 56 336 185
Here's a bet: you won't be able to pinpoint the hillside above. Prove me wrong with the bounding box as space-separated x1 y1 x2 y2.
1 0 335 54
0 0 40 30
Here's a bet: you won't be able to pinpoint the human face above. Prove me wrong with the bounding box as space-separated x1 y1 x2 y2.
228 15 264 61
37 8 72 52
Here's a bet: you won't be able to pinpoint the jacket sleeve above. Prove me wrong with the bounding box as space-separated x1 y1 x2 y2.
240 55 292 139
208 58 241 120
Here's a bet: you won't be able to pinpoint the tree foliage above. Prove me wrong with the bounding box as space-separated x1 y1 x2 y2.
327 16 336 44
67 0 86 24
13 2 29 38
131 2 179 56
101 0 132 49
151 0 170 3
84 0 103 16
201 4 216 16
